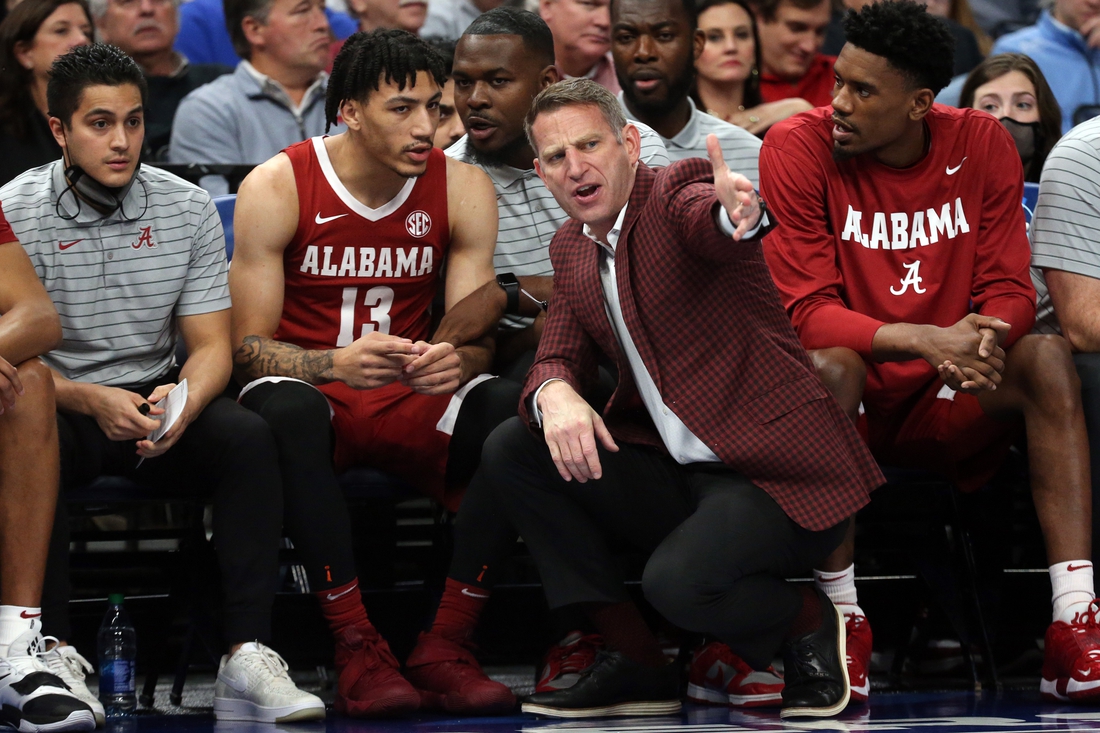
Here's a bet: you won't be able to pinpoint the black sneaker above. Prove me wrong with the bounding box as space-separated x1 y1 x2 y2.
521 650 681 718
779 586 850 718
0 628 96 733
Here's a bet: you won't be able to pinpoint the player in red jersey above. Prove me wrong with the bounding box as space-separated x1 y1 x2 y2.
229 30 521 717
761 0 1097 706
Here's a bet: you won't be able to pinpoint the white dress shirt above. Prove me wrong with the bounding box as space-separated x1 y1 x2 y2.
532 197 764 465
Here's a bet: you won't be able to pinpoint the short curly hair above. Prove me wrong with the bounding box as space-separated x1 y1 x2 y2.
843 0 955 94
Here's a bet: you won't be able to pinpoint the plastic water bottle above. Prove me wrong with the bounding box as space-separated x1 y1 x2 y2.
97 594 137 718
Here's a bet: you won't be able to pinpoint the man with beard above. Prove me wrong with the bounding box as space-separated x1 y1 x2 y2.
761 0 1099 705
609 0 761 182
427 7 669 697
434 7 668 380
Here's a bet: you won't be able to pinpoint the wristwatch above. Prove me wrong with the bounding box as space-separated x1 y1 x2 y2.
497 272 520 316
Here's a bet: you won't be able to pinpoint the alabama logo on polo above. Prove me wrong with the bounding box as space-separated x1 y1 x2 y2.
405 210 431 239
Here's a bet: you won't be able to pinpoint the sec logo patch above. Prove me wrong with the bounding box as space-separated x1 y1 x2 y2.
406 211 432 238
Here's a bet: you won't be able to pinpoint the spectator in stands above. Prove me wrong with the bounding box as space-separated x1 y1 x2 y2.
0 0 91 186
750 0 834 106
429 8 670 698
824 0 984 76
173 0 356 67
473 77 881 720
611 0 762 178
229 30 523 718
692 0 812 134
761 0 1099 707
992 0 1100 133
540 0 619 93
0 206 96 733
420 0 500 40
169 0 342 167
969 0 1039 39
346 0 425 32
91 0 230 160
1 44 326 724
960 53 1061 182
426 36 465 149
435 8 668 381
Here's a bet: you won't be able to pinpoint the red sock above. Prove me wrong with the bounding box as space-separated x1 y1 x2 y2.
785 586 824 640
431 578 489 644
316 579 369 636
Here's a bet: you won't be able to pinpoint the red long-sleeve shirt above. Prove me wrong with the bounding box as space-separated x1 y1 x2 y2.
760 105 1035 413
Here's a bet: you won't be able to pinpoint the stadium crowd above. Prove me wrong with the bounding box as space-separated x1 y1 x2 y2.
0 0 1099 725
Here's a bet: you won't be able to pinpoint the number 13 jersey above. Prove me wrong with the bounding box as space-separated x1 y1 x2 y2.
275 136 450 351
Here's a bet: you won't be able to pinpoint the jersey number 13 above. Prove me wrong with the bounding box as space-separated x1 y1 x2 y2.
336 286 394 346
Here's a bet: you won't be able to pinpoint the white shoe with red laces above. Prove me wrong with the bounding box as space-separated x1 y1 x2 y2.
1041 601 1100 703
686 641 783 708
843 611 872 704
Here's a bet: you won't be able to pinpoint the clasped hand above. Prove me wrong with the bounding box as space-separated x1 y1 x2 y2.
333 331 461 395
927 314 1011 395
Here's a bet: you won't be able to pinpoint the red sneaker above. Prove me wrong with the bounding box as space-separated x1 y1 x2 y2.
404 632 516 714
686 640 783 708
333 623 420 717
844 611 872 704
1041 602 1100 703
535 631 603 693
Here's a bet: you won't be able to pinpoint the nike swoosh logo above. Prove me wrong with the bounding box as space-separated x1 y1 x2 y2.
1068 563 1092 572
818 575 846 582
219 670 249 693
58 239 83 250
315 213 348 225
461 588 490 599
946 157 968 175
19 611 41 619
325 584 358 601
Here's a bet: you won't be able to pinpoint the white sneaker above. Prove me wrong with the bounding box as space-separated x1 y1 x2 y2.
0 628 96 732
40 644 105 727
214 643 325 723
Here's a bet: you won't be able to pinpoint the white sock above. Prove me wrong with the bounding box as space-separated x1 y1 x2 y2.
1051 560 1095 623
814 564 862 615
0 606 41 657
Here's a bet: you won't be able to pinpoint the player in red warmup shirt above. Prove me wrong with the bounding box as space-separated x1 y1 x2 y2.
228 30 522 717
761 0 1097 706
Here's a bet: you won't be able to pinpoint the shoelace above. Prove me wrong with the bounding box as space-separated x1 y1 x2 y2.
42 641 93 681
240 644 297 688
557 634 602 675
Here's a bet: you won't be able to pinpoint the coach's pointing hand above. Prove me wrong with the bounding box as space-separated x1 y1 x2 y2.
707 134 762 240
538 380 618 483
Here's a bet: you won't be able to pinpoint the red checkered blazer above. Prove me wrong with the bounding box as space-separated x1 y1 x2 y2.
519 159 883 531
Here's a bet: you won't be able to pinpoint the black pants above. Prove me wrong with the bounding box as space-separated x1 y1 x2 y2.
1074 353 1100 563
477 417 849 670
238 377 521 593
42 391 284 645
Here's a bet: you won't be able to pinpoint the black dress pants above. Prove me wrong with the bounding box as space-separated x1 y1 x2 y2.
42 390 283 646
478 417 849 670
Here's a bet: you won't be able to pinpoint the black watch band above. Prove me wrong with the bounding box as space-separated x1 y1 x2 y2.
497 272 520 316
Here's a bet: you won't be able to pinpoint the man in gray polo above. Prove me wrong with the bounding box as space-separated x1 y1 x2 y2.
433 8 669 381
0 44 324 724
1031 115 1100 561
169 0 342 168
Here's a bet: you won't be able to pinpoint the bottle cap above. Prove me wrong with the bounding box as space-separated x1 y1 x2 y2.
108 593 125 605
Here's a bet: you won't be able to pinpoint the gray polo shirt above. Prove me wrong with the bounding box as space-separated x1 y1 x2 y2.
1031 117 1100 336
620 94 762 188
170 62 342 166
0 161 231 386
420 0 481 40
445 122 669 330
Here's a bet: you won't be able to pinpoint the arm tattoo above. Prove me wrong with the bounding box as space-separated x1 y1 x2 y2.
233 335 337 384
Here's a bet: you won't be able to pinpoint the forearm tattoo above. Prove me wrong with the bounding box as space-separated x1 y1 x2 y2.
233 335 336 384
